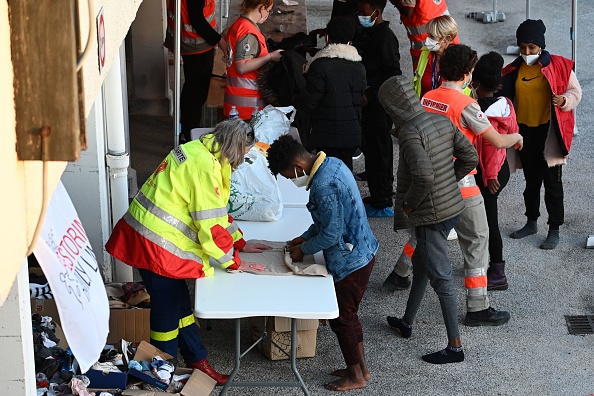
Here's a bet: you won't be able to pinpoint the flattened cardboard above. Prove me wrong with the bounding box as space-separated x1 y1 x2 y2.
249 316 318 360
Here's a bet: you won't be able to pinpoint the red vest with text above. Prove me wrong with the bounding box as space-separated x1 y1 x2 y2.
224 17 268 119
422 86 481 198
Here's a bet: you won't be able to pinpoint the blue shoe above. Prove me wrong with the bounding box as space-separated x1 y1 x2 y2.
365 205 394 218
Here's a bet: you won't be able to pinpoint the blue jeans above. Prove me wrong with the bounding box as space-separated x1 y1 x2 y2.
403 216 461 339
138 269 207 363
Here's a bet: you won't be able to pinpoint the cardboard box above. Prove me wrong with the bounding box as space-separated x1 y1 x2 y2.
31 297 61 325
249 317 318 361
207 47 226 108
107 308 151 345
126 341 215 395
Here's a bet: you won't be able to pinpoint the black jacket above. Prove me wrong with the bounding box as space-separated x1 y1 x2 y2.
353 21 402 105
293 44 367 149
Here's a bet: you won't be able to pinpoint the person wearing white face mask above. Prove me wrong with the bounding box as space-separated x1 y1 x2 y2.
411 15 458 98
499 19 582 250
224 0 284 120
421 44 523 327
267 135 378 392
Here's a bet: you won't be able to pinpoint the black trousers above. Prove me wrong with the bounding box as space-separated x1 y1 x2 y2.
518 123 564 227
318 146 356 171
477 160 510 263
181 49 215 142
362 102 394 209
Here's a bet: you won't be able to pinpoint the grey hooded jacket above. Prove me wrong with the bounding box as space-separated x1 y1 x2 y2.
378 76 478 230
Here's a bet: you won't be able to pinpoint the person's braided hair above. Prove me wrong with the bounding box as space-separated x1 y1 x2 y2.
267 135 307 176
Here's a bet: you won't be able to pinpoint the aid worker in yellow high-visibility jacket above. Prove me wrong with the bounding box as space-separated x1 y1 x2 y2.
106 119 270 385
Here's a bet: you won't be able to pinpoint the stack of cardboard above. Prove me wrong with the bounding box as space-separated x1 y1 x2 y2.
249 316 319 360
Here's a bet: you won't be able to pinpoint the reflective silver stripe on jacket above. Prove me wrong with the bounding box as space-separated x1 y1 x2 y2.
458 174 477 189
167 10 216 33
226 76 259 90
166 26 207 46
124 212 204 263
135 191 198 241
191 207 228 221
227 221 239 234
217 249 234 265
224 93 266 108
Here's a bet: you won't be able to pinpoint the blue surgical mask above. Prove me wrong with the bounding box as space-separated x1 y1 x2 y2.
462 73 472 90
291 167 308 188
358 10 376 28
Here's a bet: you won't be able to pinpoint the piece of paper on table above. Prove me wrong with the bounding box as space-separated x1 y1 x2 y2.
282 0 299 5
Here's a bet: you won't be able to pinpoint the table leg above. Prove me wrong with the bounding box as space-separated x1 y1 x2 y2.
290 318 310 396
219 318 241 395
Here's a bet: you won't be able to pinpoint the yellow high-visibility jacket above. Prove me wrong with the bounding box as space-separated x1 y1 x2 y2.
106 134 246 279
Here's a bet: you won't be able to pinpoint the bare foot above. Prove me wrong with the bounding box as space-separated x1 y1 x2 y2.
330 368 371 381
325 377 367 392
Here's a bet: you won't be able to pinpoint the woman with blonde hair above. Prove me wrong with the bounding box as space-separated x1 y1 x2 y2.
224 0 284 119
106 119 271 386
411 15 458 98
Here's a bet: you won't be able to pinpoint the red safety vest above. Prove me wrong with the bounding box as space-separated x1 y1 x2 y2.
165 0 218 55
422 86 481 199
400 0 456 58
224 17 268 119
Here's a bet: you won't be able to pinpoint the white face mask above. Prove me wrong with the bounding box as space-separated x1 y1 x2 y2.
424 37 441 52
521 53 540 66
291 167 308 188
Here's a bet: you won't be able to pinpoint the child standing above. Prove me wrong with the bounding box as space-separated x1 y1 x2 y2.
267 135 379 391
293 17 367 170
353 0 402 217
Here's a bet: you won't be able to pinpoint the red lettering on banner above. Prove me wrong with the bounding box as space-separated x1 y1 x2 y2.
58 219 89 271
421 98 449 113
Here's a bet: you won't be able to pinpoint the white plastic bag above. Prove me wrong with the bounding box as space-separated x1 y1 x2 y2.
228 147 283 221
252 105 296 144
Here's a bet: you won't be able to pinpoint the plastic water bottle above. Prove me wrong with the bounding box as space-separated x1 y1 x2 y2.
229 106 239 119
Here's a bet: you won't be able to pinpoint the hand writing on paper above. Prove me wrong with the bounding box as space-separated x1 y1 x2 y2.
288 244 304 262
237 261 267 271
241 242 273 253
287 236 306 248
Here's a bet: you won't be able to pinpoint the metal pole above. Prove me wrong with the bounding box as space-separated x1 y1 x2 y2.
526 0 530 20
571 0 577 65
174 0 181 148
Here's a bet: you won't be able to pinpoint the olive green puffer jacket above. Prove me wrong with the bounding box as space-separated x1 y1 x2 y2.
378 76 478 230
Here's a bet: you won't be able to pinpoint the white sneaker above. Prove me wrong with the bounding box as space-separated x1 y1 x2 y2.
447 229 458 241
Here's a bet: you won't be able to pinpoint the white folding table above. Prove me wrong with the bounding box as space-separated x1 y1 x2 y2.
195 208 337 395
195 265 338 395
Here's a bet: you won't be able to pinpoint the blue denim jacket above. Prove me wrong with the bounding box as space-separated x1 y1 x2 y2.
300 157 379 282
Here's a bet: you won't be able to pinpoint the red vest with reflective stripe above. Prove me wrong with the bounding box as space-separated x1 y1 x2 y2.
224 17 268 119
166 0 217 55
422 86 481 198
400 0 451 57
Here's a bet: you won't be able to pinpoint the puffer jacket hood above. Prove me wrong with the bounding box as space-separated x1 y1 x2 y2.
379 75 424 135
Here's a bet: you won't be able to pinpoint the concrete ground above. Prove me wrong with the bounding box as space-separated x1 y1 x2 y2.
128 0 594 394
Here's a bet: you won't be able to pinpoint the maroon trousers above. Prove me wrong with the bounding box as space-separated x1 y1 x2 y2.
329 257 375 366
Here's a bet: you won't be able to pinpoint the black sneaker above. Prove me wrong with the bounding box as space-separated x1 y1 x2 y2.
463 307 510 327
382 271 411 292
